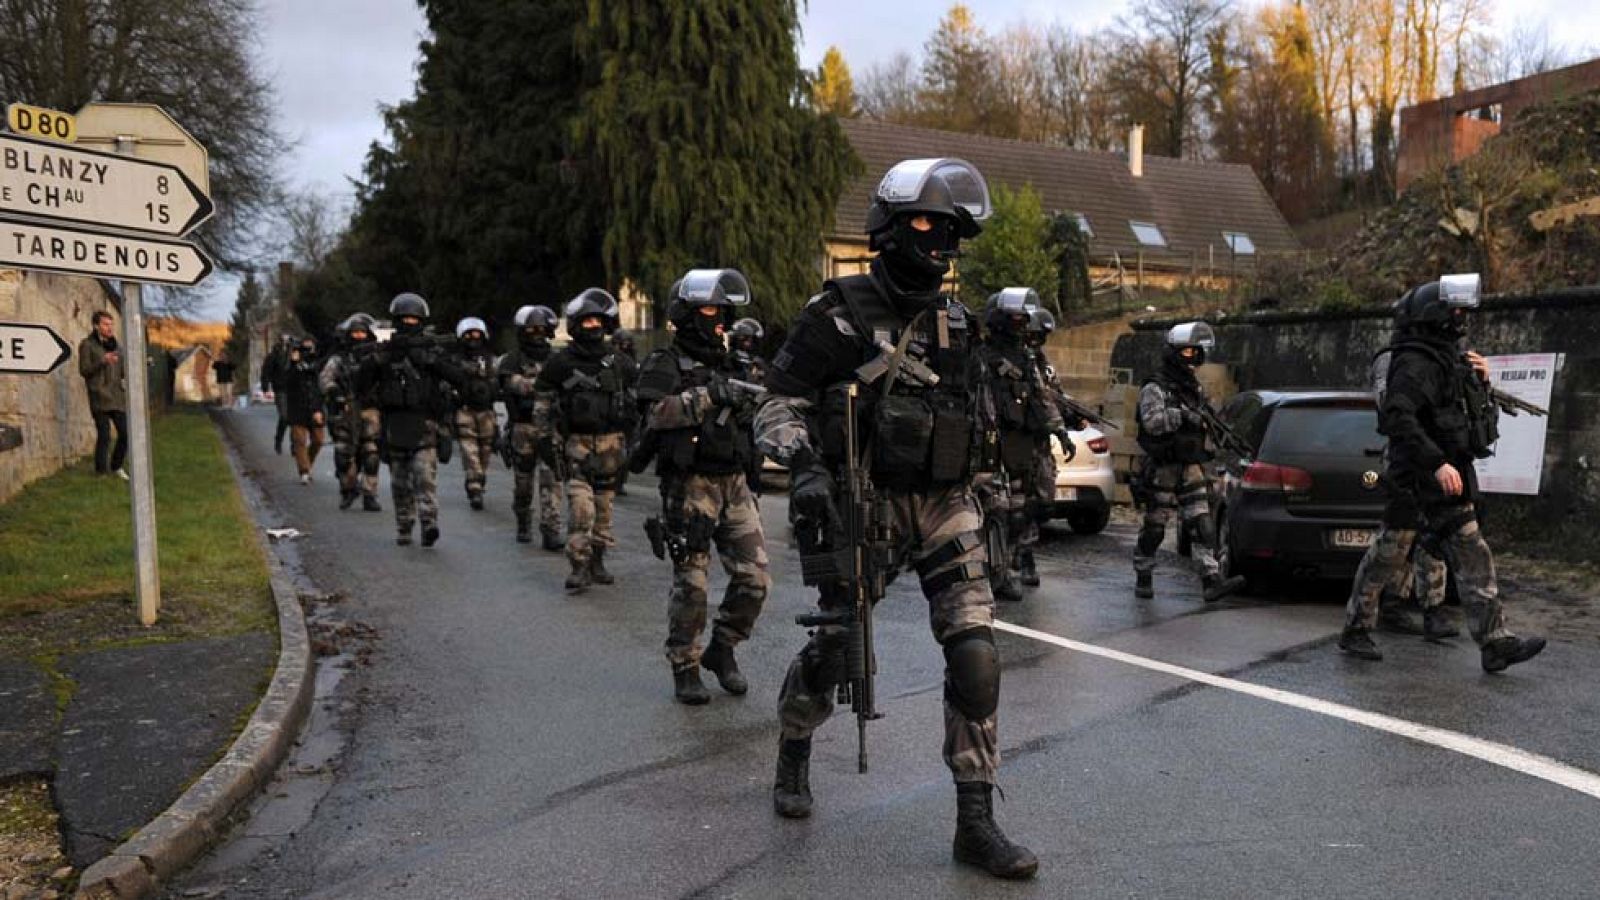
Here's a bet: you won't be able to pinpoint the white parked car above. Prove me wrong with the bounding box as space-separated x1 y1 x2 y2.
1046 426 1115 534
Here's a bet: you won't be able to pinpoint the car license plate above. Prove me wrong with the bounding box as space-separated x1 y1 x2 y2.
1055 487 1078 502
1331 528 1376 548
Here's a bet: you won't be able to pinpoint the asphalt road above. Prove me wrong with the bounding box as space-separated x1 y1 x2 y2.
174 407 1600 899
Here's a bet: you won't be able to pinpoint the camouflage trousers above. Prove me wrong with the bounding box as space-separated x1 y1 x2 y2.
510 423 564 531
1032 441 1058 514
779 483 1000 784
663 472 769 669
1347 504 1512 644
453 408 498 498
330 407 381 499
389 420 440 535
1135 462 1220 578
564 432 626 565
1344 524 1448 630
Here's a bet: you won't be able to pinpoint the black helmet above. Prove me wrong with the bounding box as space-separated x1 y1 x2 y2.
1164 321 1216 368
565 288 620 341
389 292 430 320
454 316 489 345
985 287 1038 337
731 318 764 340
344 313 377 344
514 305 558 334
667 269 750 357
1395 273 1479 337
1029 305 1056 336
865 159 990 296
612 328 636 351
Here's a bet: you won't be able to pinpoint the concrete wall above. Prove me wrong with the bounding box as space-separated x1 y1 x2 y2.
1110 288 1600 558
0 270 117 503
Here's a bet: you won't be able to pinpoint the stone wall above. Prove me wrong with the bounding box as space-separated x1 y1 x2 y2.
1109 288 1600 558
0 270 119 503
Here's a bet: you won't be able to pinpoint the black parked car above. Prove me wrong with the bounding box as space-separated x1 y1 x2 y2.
1206 390 1388 588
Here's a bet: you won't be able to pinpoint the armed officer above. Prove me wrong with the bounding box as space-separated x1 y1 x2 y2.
1133 322 1246 602
611 328 640 498
500 305 565 548
1339 275 1544 671
754 158 1037 879
726 318 768 384
452 317 500 510
1025 306 1091 561
635 269 770 705
977 288 1072 598
320 314 383 512
532 289 637 593
356 293 465 547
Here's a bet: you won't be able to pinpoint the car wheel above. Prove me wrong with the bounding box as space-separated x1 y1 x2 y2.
1067 505 1110 535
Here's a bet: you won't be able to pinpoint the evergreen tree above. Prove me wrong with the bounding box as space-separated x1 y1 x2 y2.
574 0 859 324
224 271 262 367
959 183 1060 309
919 4 1001 135
347 0 604 328
812 46 859 117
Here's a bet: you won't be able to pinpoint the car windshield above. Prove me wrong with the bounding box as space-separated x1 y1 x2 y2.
1262 406 1381 457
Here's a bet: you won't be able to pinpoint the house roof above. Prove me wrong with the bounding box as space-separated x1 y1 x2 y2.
171 344 213 367
833 119 1299 263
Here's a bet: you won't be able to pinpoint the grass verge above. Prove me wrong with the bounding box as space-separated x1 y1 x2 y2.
0 777 71 891
0 408 274 659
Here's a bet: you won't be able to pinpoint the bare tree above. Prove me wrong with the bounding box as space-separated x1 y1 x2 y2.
0 0 286 270
1040 25 1118 150
858 51 921 122
1104 0 1229 159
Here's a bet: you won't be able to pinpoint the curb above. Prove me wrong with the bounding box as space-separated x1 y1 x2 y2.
74 416 314 899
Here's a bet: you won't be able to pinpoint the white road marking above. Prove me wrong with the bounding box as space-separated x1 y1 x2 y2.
994 619 1600 801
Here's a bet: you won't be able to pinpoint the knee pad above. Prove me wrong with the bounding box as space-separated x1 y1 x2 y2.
361 455 381 477
1136 525 1165 557
1188 513 1218 548
515 455 537 474
942 627 1000 721
799 625 849 693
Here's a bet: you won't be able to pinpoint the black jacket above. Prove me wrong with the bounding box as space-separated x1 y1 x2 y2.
1379 334 1478 499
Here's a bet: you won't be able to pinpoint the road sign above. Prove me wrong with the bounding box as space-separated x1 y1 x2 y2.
74 103 210 198
0 218 212 286
7 103 76 143
0 321 72 374
0 132 212 237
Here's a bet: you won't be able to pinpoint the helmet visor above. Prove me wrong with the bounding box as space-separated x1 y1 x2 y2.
993 287 1038 316
875 158 991 222
1440 273 1481 309
1167 321 1217 351
676 269 752 307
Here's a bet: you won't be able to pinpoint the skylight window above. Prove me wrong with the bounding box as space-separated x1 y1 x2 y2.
1073 213 1093 237
1129 221 1166 247
1223 231 1256 254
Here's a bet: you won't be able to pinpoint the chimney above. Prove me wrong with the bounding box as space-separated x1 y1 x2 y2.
1129 124 1144 178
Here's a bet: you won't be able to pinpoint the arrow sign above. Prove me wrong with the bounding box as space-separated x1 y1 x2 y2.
0 218 212 287
0 132 212 236
0 321 72 374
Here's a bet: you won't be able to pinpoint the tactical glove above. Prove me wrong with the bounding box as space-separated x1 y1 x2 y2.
788 449 839 534
1056 432 1077 463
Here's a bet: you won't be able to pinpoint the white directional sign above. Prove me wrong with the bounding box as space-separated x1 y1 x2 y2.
0 132 212 236
0 322 72 374
0 218 212 286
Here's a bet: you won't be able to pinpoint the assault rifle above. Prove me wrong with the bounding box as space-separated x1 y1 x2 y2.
1489 387 1547 418
1186 399 1254 458
794 383 885 774
1055 392 1120 432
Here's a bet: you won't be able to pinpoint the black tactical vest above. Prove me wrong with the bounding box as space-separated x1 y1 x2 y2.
647 349 754 477
558 352 628 435
819 275 978 491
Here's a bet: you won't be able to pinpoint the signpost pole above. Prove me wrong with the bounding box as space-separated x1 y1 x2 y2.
114 136 161 626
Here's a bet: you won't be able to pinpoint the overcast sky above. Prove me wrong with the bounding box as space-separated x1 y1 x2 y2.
188 0 1600 319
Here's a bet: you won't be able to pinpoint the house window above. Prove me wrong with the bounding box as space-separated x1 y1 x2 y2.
1073 212 1094 237
1223 231 1256 254
1129 221 1166 247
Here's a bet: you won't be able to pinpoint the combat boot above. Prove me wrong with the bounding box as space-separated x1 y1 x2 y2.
1338 626 1382 661
590 547 615 585
565 556 592 593
673 664 710 705
994 572 1024 603
1481 635 1546 673
421 524 440 548
1423 606 1461 642
363 495 382 513
953 782 1039 880
339 488 358 510
772 738 813 819
1202 573 1247 602
469 492 484 511
1134 570 1154 599
1018 547 1040 587
541 527 564 552
700 639 748 695
1377 599 1424 635
516 512 532 544
396 526 413 547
